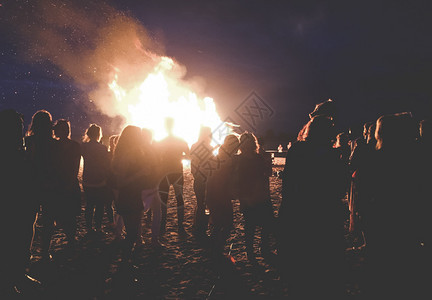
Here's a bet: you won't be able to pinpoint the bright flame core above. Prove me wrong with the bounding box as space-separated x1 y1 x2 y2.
109 56 228 146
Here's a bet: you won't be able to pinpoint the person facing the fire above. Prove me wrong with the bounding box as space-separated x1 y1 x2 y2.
111 125 148 258
278 115 348 298
237 132 275 262
0 109 41 295
25 110 64 261
206 134 240 262
355 112 426 298
157 117 190 236
190 126 214 239
81 124 111 235
53 119 81 246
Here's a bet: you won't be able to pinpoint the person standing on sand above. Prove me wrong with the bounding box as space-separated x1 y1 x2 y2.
138 128 164 248
0 109 41 296
279 115 348 299
157 117 190 236
206 134 240 262
111 126 149 258
81 124 111 235
107 134 125 241
356 113 426 298
237 132 275 262
53 119 81 246
190 126 213 239
25 110 63 261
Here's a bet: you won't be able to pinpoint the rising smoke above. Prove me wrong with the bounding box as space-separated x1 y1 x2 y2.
5 0 175 118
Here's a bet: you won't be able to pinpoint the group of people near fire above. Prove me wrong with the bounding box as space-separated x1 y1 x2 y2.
1 98 431 298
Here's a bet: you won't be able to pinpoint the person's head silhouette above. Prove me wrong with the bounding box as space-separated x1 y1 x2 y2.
27 109 53 138
84 124 102 142
113 125 144 158
239 132 259 155
220 134 240 156
54 119 71 140
309 99 336 121
303 115 335 146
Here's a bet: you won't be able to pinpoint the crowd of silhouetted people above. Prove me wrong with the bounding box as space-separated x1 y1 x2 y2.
1 101 431 298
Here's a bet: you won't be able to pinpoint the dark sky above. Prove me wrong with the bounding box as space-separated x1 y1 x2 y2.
1 0 431 140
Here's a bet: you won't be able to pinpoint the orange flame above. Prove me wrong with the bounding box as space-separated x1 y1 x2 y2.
109 56 229 147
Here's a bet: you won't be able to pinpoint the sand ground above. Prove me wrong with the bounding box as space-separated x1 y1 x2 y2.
24 162 365 299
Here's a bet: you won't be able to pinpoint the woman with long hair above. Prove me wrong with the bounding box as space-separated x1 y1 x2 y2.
111 126 151 258
357 112 425 298
190 126 213 239
279 115 348 298
237 132 275 261
25 110 61 260
81 124 111 235
53 119 81 246
206 134 240 262
139 128 163 247
1 109 40 293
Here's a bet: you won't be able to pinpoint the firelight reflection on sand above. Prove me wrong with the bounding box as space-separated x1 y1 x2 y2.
109 56 229 147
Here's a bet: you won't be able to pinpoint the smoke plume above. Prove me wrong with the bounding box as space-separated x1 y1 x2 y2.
7 0 169 117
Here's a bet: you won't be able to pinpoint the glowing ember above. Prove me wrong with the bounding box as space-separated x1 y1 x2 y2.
109 56 228 146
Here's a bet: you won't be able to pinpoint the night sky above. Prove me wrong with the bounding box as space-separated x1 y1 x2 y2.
1 0 431 142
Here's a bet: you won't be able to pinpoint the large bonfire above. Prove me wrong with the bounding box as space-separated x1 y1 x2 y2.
108 55 229 147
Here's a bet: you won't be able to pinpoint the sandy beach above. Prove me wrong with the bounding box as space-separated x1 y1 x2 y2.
24 161 365 299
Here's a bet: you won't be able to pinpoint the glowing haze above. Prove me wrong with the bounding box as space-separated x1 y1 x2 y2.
9 0 229 145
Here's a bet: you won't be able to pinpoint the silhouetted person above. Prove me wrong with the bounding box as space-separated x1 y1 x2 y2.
157 117 189 235
105 134 119 231
81 124 110 235
357 112 426 298
237 132 275 261
279 115 348 298
111 126 148 259
139 128 164 248
190 126 213 239
0 109 40 296
25 110 61 261
309 98 337 121
206 134 240 263
107 134 125 241
53 119 81 246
